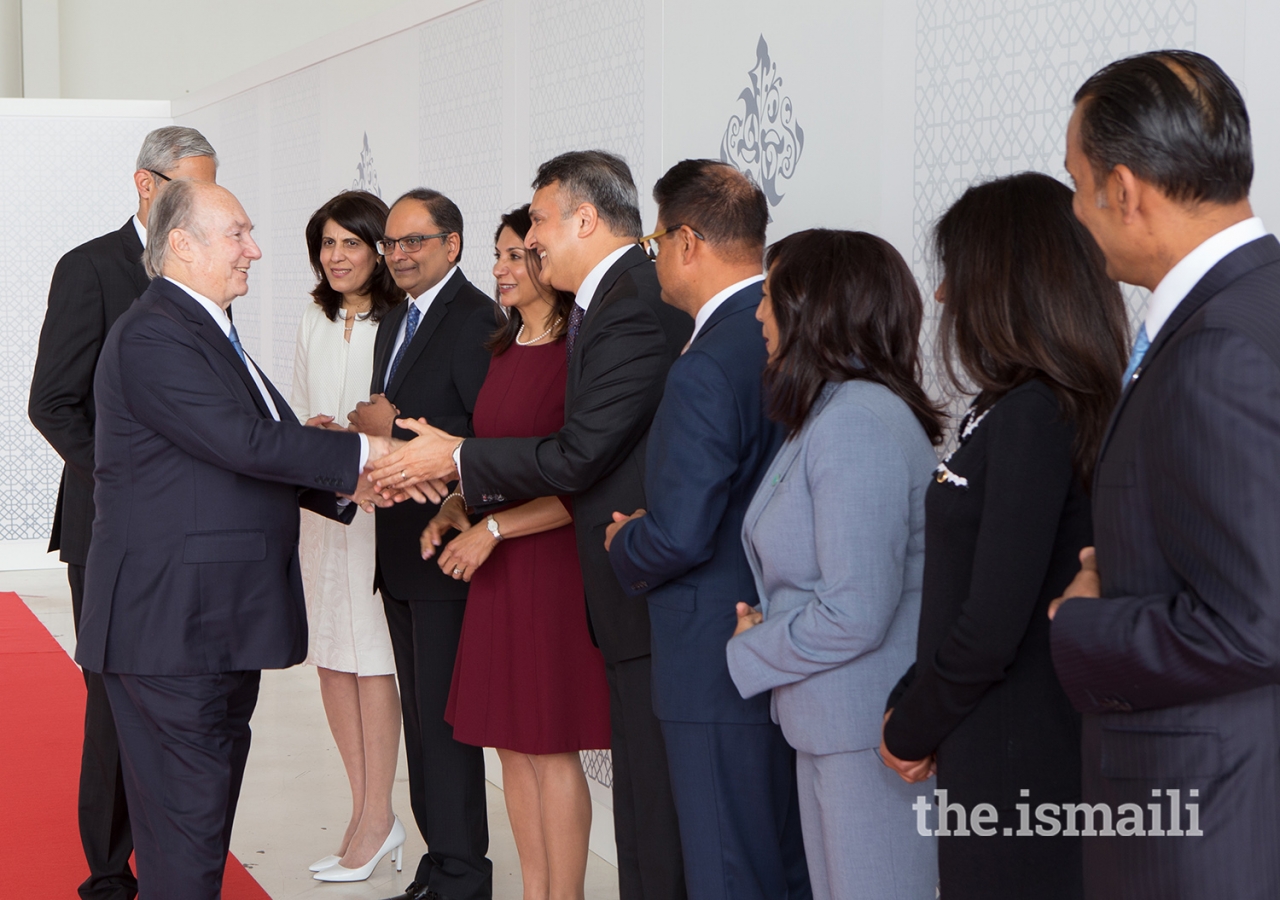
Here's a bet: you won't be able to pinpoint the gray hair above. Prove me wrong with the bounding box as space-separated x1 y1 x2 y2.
532 150 642 238
143 179 209 278
136 126 218 174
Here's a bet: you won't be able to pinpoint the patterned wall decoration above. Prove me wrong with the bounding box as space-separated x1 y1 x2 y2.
528 0 647 203
269 69 326 394
215 87 266 361
352 132 382 197
720 35 805 207
0 114 169 542
419 0 505 292
912 0 1196 415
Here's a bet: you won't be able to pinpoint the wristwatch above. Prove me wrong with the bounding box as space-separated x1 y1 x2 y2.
486 514 503 542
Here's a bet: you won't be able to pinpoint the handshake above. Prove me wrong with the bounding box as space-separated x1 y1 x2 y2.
305 393 472 511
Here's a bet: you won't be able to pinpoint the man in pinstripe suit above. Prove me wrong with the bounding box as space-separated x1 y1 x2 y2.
1050 51 1280 899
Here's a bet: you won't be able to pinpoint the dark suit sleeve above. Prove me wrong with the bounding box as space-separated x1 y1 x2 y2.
299 490 359 524
28 250 107 481
460 296 669 503
885 390 1073 760
117 315 363 492
608 351 739 594
1052 329 1280 713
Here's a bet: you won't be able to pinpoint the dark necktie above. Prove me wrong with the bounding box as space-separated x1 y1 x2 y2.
228 323 249 366
386 303 422 387
566 303 586 361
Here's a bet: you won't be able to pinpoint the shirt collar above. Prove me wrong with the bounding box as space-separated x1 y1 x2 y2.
688 274 764 346
132 215 147 248
1145 217 1268 339
574 244 635 312
165 276 231 336
410 266 458 314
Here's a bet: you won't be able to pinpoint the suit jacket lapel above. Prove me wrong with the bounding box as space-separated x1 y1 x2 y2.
1098 235 1280 459
570 245 650 388
386 270 467 399
372 301 406 394
690 282 763 348
154 280 272 418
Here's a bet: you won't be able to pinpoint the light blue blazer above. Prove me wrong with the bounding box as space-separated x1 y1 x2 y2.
726 379 936 755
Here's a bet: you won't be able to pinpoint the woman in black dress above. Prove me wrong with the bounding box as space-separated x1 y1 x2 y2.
879 172 1128 899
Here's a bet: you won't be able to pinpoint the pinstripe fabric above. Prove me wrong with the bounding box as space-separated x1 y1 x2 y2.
1051 236 1280 899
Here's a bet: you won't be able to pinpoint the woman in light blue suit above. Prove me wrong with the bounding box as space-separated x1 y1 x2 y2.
727 229 942 900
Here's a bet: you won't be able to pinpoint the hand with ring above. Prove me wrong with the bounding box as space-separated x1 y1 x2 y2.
436 520 500 583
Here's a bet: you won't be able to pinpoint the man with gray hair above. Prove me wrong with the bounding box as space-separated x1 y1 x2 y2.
369 149 693 900
77 178 394 900
29 124 216 900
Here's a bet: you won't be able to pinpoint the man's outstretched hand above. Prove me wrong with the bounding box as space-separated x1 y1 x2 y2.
365 417 459 504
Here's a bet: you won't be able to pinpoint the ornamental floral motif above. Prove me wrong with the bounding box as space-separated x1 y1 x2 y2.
352 132 381 197
720 35 805 207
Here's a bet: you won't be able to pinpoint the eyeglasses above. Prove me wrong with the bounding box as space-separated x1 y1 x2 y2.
637 224 705 260
376 232 451 255
146 168 172 183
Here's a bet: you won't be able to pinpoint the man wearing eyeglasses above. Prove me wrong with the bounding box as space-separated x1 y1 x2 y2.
28 125 217 900
349 188 496 900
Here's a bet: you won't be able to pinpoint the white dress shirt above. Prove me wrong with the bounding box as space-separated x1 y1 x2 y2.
1144 217 1268 339
163 277 369 468
573 244 634 313
687 274 764 348
384 266 458 390
132 215 147 248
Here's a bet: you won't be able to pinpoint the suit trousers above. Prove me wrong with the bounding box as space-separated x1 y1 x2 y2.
68 563 136 900
661 720 811 900
382 592 492 900
795 748 937 900
103 669 259 900
606 655 687 900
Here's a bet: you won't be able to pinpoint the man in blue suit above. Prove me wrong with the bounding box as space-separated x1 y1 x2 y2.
77 180 393 900
605 160 810 900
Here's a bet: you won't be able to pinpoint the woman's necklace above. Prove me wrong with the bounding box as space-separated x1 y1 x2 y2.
516 315 561 346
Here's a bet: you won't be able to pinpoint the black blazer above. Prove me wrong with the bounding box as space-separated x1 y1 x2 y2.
76 278 362 676
29 219 151 566
460 246 692 663
1051 235 1280 899
885 380 1086 809
371 268 495 602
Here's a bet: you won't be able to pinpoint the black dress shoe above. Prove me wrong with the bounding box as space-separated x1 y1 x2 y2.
377 883 451 900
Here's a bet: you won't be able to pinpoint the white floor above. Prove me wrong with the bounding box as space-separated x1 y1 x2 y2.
3 568 620 900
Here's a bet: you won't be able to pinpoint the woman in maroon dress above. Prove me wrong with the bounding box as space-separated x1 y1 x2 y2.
421 205 610 900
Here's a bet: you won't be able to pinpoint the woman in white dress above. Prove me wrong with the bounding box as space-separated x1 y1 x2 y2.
289 191 407 882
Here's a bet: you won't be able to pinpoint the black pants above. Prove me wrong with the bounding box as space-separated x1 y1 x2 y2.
103 670 259 900
383 592 492 900
68 563 136 900
606 655 687 900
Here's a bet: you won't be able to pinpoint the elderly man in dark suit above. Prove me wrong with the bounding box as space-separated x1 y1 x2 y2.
368 150 692 900
604 159 810 900
77 179 393 900
28 125 216 900
1051 50 1280 899
347 188 495 900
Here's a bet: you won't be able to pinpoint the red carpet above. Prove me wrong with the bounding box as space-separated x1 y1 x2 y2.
0 591 271 899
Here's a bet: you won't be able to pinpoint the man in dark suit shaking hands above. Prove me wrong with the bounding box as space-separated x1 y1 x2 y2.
1050 51 1280 899
368 151 693 900
77 179 394 900
604 160 810 900
28 125 217 900
350 188 496 900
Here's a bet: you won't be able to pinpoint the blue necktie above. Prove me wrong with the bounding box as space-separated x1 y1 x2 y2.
1122 324 1150 385
387 303 422 386
566 303 586 361
228 323 249 366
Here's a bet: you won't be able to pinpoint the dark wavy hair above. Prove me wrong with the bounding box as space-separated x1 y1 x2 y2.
306 191 402 321
763 229 945 443
487 205 576 355
935 172 1128 488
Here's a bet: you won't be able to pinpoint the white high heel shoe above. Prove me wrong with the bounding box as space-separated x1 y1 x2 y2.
312 816 405 883
308 854 341 873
